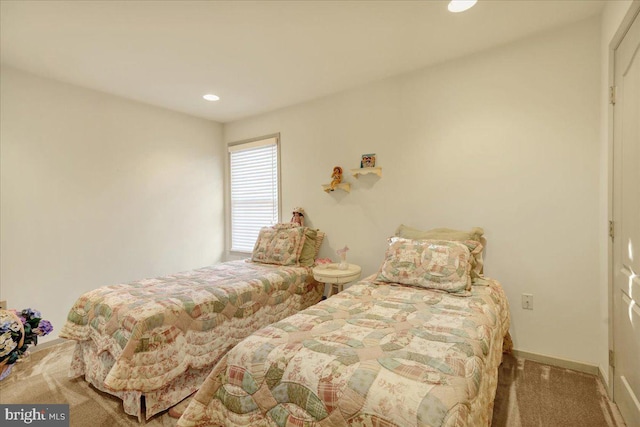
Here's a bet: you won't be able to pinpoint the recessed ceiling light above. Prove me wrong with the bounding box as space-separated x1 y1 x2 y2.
448 0 477 13
203 94 220 101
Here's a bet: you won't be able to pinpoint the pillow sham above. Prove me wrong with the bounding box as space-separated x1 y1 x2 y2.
298 228 318 267
266 223 325 266
376 239 473 293
251 226 306 266
395 225 485 278
314 230 325 259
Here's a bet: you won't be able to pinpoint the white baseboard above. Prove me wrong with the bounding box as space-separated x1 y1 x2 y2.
512 349 599 376
599 366 613 400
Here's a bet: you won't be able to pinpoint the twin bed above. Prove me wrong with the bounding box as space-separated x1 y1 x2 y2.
60 225 325 419
61 225 511 426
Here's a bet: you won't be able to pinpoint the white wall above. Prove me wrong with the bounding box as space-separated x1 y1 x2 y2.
224 18 602 367
0 66 225 342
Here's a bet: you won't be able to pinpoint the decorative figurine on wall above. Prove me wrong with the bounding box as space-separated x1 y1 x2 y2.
361 153 376 168
329 166 343 191
291 207 305 226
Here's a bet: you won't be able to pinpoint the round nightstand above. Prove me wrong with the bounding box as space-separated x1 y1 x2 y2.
312 263 362 297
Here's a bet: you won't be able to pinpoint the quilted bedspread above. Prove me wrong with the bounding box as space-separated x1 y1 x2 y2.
178 276 510 427
59 260 323 418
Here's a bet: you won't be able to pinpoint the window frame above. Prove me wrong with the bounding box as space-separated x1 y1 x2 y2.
226 133 281 255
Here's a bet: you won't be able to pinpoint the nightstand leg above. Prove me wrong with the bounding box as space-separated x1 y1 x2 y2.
328 283 343 297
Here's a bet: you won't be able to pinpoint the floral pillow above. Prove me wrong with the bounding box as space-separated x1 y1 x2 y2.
376 239 474 293
395 225 486 279
251 226 306 266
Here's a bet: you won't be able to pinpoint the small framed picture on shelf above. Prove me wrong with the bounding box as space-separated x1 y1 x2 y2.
360 153 376 168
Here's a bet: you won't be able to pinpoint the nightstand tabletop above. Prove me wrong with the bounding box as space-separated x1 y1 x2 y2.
312 263 362 284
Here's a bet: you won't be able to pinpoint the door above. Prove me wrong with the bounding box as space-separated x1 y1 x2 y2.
612 8 640 427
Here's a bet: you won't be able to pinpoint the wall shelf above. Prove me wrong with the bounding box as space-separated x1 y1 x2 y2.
322 183 351 193
351 167 382 178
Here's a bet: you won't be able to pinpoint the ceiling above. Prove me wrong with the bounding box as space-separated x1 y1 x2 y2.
0 0 605 123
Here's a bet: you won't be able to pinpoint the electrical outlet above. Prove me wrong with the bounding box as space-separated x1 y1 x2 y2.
0 300 7 310
522 294 533 310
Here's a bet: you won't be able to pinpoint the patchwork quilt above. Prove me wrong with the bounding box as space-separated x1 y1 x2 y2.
178 277 510 427
59 260 324 419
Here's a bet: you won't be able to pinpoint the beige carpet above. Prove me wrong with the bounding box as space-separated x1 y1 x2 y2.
0 341 627 426
0 341 176 426
492 353 626 427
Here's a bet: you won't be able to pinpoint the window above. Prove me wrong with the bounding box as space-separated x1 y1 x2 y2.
228 135 280 252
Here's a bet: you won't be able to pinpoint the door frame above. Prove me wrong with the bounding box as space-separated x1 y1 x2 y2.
607 0 640 400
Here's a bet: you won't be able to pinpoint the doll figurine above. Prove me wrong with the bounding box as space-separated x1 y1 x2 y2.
291 207 305 226
329 166 343 191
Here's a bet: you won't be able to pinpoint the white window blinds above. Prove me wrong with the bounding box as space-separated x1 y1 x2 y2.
229 136 279 252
